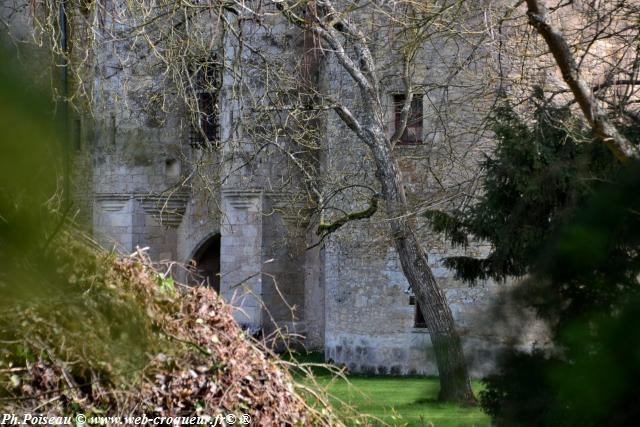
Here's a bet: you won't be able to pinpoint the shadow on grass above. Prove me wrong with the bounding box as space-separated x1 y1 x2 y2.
282 351 490 427
413 398 440 405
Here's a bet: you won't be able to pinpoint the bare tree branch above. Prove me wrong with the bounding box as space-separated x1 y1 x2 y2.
316 192 379 236
525 0 640 164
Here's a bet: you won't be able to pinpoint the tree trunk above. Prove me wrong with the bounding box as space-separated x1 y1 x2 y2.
395 228 475 402
278 0 476 401
369 133 475 403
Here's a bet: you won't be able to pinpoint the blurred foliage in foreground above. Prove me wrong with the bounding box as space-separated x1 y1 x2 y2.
480 167 640 427
426 94 640 426
0 44 332 424
0 42 154 405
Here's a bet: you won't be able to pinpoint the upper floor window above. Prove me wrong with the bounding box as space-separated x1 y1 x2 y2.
190 60 220 147
393 93 423 145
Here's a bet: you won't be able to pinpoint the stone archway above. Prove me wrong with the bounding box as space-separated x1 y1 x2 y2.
189 233 221 293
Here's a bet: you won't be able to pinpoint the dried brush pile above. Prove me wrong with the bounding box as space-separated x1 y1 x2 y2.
0 231 339 425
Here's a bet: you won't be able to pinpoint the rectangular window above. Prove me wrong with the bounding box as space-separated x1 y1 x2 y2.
190 61 220 147
197 92 219 143
393 93 423 145
409 295 427 328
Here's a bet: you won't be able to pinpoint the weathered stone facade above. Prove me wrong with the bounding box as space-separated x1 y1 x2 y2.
4 1 542 377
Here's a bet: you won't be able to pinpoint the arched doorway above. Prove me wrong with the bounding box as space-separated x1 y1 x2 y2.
190 233 221 293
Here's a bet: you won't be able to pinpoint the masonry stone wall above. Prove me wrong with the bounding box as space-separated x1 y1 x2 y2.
22 1 549 376
82 5 530 375
314 5 529 376
322 222 514 376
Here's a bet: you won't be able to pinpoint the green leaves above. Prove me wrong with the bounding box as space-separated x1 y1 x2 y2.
158 275 176 295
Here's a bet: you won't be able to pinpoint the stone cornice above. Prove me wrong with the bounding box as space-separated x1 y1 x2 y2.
222 189 263 209
137 191 189 227
94 193 130 212
94 191 190 227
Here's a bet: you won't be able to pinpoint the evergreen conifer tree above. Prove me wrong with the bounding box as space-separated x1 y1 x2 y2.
426 94 640 426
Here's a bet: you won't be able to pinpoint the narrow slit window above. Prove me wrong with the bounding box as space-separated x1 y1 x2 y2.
73 118 82 151
393 94 423 145
409 295 427 328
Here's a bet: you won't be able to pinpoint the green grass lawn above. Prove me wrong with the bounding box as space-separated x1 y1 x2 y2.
287 352 490 427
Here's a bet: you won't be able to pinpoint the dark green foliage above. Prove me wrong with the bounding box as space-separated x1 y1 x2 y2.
480 169 640 426
425 210 469 247
425 97 618 282
480 350 558 426
425 92 640 425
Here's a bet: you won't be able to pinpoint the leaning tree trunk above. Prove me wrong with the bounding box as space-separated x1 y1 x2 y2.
370 133 475 403
274 0 475 401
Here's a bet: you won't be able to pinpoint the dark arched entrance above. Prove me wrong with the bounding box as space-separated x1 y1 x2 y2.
190 233 221 293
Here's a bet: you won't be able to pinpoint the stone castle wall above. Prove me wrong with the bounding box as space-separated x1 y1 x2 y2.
316 6 525 376
4 0 549 376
